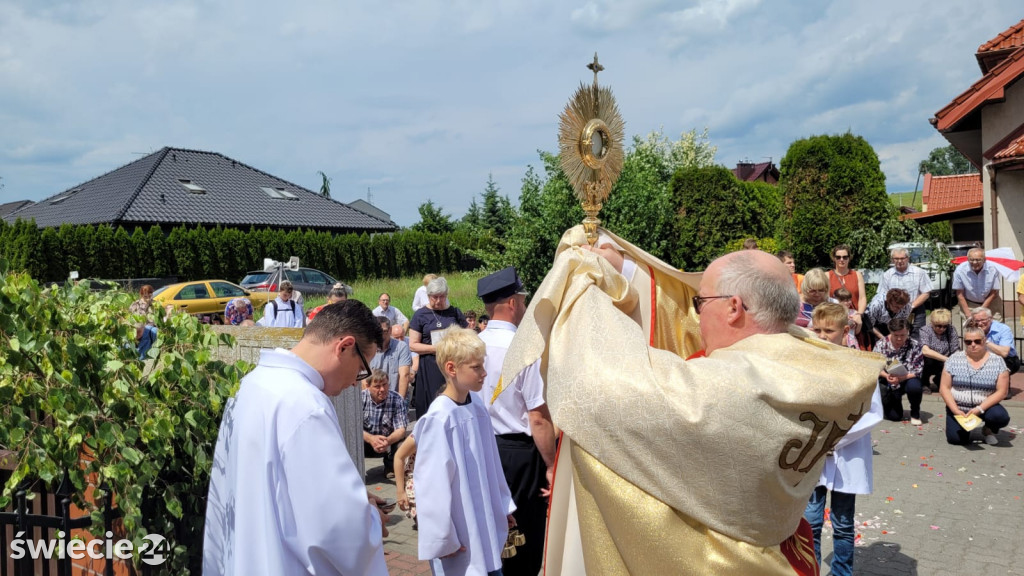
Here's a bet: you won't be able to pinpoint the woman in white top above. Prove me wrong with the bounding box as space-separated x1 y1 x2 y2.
939 320 1010 446
411 273 436 312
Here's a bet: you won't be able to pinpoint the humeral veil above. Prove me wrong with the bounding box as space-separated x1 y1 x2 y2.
498 226 884 575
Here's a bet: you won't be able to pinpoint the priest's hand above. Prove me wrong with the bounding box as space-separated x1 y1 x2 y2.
581 243 624 274
507 514 517 529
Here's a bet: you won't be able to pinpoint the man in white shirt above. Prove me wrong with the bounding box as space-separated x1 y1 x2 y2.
204 300 387 576
953 248 1001 318
878 248 932 336
372 292 409 334
477 267 557 575
257 281 305 328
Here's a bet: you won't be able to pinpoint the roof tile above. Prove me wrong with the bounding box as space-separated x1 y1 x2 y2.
5 147 396 232
978 18 1024 54
921 173 983 212
993 132 1024 160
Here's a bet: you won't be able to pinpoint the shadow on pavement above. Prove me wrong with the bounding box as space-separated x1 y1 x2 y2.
851 541 918 575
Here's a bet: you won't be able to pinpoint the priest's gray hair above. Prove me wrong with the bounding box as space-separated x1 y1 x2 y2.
715 252 800 333
426 277 449 296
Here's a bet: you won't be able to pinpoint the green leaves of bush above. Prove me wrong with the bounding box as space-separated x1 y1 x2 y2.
0 261 249 574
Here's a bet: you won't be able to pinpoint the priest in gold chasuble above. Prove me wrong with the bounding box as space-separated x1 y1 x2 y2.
497 227 884 575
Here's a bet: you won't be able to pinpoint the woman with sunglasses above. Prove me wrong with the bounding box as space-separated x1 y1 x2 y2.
827 245 866 315
939 320 1011 446
918 308 960 392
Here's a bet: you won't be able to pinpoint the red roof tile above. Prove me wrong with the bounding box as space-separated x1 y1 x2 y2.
993 132 1024 159
921 173 982 211
978 18 1024 53
934 45 1024 132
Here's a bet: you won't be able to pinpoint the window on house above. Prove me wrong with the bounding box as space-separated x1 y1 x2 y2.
179 179 206 194
50 188 81 204
260 186 299 200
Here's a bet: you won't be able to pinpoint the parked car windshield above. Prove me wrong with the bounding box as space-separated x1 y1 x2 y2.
241 272 271 285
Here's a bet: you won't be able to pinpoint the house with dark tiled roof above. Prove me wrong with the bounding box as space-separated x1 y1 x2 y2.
0 200 34 219
731 161 779 184
3 147 397 233
928 18 1024 262
347 198 396 227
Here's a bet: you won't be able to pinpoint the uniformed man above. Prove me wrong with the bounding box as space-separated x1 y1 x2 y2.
478 267 557 575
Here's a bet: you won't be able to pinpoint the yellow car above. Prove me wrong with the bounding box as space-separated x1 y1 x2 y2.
153 280 275 318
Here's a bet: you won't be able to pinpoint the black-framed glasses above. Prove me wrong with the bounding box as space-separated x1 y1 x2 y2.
834 254 850 260
932 324 948 330
964 338 985 346
692 295 736 315
353 341 373 381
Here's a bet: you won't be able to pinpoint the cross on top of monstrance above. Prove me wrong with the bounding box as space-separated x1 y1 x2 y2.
587 53 604 85
558 53 625 246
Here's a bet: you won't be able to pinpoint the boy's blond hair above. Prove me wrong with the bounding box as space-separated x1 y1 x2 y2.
811 302 848 329
435 327 486 378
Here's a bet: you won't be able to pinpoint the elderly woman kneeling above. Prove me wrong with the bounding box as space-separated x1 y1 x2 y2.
939 320 1011 446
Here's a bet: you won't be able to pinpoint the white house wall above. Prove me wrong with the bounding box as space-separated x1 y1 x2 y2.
980 78 1024 263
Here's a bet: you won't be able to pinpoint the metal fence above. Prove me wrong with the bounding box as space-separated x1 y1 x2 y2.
0 467 142 576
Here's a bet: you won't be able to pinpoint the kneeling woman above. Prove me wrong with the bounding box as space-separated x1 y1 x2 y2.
939 320 1011 446
873 317 924 424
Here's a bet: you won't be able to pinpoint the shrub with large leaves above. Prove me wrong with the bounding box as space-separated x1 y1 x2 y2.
0 259 249 574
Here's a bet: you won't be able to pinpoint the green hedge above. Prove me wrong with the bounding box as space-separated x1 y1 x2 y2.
0 219 482 283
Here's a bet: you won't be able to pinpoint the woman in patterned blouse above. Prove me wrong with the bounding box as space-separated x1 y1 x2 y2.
918 308 960 392
874 317 924 424
939 320 1011 446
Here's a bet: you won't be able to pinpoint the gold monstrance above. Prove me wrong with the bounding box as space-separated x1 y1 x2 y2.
558 53 625 246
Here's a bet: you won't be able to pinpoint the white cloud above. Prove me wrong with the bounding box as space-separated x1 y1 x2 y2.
0 0 1021 225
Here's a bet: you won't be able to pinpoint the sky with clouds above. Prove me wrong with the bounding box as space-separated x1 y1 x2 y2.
0 1 1021 226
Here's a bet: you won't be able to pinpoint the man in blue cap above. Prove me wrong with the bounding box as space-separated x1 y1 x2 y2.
477 267 556 575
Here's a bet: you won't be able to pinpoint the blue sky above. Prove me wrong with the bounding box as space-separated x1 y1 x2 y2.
0 1 1020 226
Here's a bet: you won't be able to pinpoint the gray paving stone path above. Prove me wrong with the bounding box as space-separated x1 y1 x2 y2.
367 391 1024 575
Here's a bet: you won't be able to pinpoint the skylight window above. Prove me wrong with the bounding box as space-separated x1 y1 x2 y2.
179 179 206 194
50 188 80 204
261 186 299 200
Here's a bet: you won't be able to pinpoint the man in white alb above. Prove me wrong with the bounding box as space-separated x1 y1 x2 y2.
203 300 387 576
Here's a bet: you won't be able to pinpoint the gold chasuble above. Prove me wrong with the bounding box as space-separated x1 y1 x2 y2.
498 226 884 575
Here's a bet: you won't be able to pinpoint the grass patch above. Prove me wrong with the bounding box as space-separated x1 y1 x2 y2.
890 190 922 210
258 271 489 322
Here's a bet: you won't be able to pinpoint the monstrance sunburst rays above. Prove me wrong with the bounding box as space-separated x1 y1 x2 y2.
558 54 625 246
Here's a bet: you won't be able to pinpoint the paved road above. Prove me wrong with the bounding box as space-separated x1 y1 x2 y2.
818 392 1024 575
368 389 1024 575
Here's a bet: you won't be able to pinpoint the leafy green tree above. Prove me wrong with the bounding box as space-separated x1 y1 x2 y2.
411 200 455 235
919 144 976 176
461 198 482 230
0 260 249 574
480 174 516 240
669 166 781 269
777 132 896 269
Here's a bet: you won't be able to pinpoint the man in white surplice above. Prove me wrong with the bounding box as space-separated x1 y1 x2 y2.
203 300 388 576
